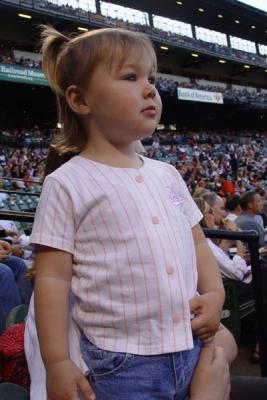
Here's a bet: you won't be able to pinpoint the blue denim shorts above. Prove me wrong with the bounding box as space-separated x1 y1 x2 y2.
80 333 201 400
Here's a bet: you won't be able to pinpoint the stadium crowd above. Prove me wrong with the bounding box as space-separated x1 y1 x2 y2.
0 45 42 69
0 127 266 194
144 130 267 195
157 77 267 105
29 0 267 67
2 42 267 107
1 0 267 69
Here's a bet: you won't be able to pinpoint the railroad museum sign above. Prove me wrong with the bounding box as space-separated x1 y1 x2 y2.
0 63 48 86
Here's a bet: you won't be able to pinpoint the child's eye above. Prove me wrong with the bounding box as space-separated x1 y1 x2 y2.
148 76 156 85
124 74 137 81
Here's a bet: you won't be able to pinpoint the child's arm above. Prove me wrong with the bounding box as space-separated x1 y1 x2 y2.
34 245 95 400
190 224 225 341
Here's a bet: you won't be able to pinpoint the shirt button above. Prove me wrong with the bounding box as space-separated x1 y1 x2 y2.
166 266 175 275
152 216 159 225
173 314 182 324
135 175 144 183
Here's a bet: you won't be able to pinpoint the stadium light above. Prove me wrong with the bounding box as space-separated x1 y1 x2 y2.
18 13 32 19
78 27 88 32
235 20 240 24
251 25 256 29
219 59 226 64
160 46 169 50
191 53 199 58
217 14 223 18
176 1 183 5
244 65 250 69
198 8 204 12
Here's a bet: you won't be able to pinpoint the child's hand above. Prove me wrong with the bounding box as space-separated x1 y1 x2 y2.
189 292 222 341
46 358 95 400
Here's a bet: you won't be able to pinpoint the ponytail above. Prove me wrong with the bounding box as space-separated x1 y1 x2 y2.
39 25 70 94
40 25 86 154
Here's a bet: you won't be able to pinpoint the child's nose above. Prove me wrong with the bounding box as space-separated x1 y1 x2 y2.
143 83 156 98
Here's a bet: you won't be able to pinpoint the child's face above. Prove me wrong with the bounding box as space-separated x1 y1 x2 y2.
83 51 162 147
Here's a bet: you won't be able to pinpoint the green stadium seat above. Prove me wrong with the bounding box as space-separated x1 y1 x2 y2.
0 383 30 400
221 279 241 343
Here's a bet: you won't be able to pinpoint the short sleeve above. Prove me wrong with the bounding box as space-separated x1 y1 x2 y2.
30 177 75 253
167 164 203 228
236 219 265 247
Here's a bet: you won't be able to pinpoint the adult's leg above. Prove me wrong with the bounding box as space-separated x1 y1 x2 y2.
5 256 33 304
214 324 238 364
0 263 21 333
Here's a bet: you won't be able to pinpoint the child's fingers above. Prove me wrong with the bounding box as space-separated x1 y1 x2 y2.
194 324 215 335
197 331 215 341
76 375 95 400
189 296 203 313
202 336 215 347
190 313 206 332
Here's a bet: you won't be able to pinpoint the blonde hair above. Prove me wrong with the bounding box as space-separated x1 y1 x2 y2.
194 197 207 228
40 25 157 155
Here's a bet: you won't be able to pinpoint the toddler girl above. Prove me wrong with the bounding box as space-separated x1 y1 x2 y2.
32 26 225 400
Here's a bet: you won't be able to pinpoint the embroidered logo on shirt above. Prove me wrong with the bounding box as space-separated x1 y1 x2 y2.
167 183 185 206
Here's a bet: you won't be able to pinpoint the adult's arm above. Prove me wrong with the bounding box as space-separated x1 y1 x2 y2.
207 239 249 281
190 341 230 400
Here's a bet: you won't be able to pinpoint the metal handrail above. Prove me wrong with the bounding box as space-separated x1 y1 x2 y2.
0 210 35 222
0 190 41 196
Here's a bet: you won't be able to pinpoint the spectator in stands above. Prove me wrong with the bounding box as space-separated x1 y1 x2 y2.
195 197 251 283
225 195 242 222
31 25 225 400
219 173 235 196
0 240 32 333
236 191 266 248
254 192 265 229
203 193 226 228
230 153 239 181
193 179 209 198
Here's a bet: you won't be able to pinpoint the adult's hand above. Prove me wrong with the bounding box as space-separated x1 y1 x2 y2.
0 240 12 252
0 240 11 261
190 341 230 400
11 246 24 257
5 229 18 237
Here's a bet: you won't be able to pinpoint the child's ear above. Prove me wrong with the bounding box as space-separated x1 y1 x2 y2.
65 85 91 115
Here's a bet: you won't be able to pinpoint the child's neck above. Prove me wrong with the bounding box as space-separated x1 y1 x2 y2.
80 141 143 169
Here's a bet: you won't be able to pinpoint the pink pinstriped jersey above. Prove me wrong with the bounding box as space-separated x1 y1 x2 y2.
30 155 202 355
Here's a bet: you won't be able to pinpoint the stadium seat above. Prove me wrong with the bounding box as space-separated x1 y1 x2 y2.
0 383 30 400
5 304 29 329
221 279 255 343
221 279 241 342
